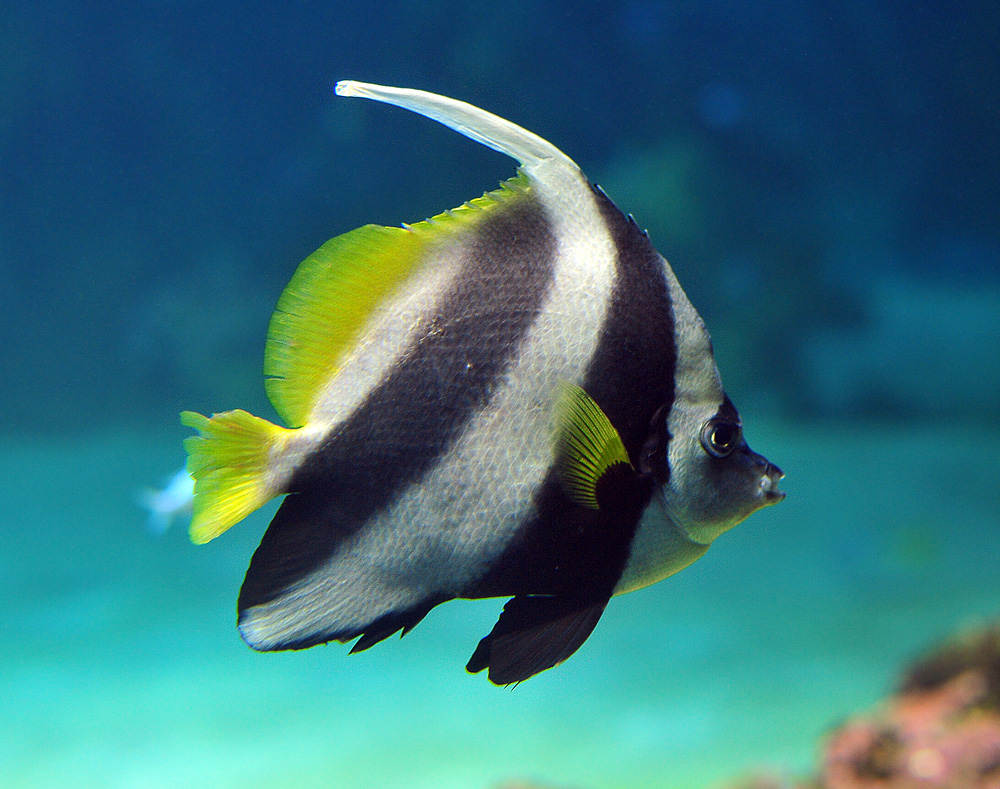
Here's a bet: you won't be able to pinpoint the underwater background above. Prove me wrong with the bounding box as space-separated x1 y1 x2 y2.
2 2 998 787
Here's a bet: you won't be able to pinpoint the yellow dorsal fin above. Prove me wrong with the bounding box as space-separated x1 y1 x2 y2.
264 223 421 428
266 80 580 429
553 382 632 510
263 174 529 428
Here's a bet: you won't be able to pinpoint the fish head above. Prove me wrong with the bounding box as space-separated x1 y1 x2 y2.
641 390 784 546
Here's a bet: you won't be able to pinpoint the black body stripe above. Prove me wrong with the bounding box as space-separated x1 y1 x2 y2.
717 393 740 423
466 185 677 600
582 187 677 463
239 192 557 612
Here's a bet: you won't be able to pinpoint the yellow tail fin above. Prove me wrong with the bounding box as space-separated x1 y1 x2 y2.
180 409 291 544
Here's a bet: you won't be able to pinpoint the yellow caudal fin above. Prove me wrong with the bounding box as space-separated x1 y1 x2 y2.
180 410 292 544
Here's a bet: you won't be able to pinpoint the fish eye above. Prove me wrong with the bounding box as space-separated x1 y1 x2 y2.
700 419 741 458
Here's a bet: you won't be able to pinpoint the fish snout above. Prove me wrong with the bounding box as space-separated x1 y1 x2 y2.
759 461 785 504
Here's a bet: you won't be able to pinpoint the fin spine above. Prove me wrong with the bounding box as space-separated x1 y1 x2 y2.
335 80 578 172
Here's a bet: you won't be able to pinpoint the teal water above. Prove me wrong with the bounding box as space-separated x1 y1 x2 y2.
4 417 997 787
4 2 999 787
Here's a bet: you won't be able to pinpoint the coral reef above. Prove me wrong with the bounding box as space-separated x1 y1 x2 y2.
822 624 1000 788
727 622 1000 789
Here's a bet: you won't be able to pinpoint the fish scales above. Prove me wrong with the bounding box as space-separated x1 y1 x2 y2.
239 146 620 651
182 81 784 684
467 186 680 601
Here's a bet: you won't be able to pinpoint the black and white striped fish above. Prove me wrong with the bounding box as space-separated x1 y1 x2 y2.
181 81 784 685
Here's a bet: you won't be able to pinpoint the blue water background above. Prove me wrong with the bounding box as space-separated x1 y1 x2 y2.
2 2 998 787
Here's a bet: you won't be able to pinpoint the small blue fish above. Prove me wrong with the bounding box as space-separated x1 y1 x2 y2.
181 81 784 684
136 467 194 536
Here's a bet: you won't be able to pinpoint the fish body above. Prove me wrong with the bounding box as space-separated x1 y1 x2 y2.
182 81 784 685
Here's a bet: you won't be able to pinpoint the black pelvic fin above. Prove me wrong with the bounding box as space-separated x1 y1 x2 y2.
466 595 610 685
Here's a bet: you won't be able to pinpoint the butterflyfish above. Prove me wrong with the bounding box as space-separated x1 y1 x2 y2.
181 81 785 685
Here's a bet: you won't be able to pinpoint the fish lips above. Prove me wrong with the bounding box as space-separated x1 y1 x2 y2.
759 461 786 505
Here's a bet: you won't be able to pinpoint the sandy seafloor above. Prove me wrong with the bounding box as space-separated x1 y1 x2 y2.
2 417 998 788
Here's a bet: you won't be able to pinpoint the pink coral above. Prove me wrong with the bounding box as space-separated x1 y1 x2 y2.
730 624 1000 789
819 625 1000 788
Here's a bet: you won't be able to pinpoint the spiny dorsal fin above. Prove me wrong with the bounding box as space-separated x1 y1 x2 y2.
264 81 580 429
335 80 580 176
554 382 632 510
263 175 529 429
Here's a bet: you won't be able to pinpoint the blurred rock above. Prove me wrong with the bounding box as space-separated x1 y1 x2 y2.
726 622 1000 789
819 623 1000 788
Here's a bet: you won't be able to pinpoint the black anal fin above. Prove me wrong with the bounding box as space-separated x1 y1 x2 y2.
348 599 442 654
466 595 609 685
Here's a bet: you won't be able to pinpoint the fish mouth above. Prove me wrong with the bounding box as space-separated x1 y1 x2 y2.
759 462 785 504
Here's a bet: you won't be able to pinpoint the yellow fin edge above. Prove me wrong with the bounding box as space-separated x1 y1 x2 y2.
180 409 291 544
553 382 632 510
263 173 530 429
263 224 422 428
262 173 530 428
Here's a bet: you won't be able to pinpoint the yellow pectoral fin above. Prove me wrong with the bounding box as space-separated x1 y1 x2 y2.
180 410 292 544
553 382 632 510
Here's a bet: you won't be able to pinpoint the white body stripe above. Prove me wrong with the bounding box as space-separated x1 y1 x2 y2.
309 246 463 428
613 497 708 595
616 260 726 591
241 165 619 646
